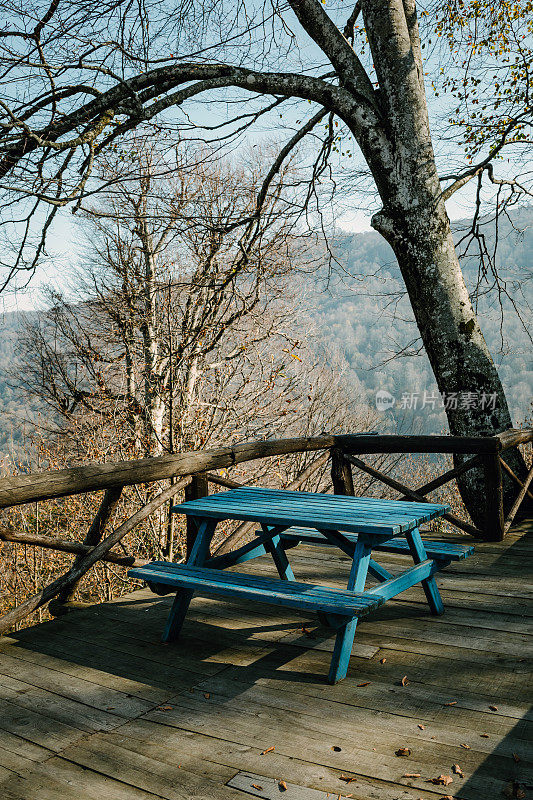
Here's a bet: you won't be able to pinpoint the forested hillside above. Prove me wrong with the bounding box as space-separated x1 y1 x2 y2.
309 209 533 432
1 210 531 458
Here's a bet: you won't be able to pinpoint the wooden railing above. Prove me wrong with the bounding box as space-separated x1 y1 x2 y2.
0 428 531 635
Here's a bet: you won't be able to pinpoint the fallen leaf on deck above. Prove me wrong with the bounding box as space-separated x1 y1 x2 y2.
380 658 387 664
428 775 453 786
157 706 173 711
513 753 521 763
331 745 342 752
203 693 210 699
417 724 425 730
401 675 409 686
460 743 471 749
480 733 489 738
251 784 263 791
278 779 287 791
339 775 356 783
452 764 464 778
402 773 421 778
302 627 314 637
395 747 411 757
489 704 498 711
357 681 370 687
261 746 275 755
444 700 457 706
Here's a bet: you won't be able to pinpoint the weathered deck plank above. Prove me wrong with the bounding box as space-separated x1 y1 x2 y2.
0 518 531 800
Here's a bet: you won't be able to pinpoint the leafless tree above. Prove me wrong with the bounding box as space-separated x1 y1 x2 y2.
18 141 300 449
17 139 375 465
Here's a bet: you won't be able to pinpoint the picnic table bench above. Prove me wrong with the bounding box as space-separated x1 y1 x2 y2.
129 487 473 683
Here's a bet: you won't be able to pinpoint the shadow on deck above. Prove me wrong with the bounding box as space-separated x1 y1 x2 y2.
0 520 531 800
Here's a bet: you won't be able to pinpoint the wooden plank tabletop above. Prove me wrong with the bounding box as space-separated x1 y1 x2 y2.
172 487 450 536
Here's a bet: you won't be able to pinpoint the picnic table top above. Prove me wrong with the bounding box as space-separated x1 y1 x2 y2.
172 487 450 536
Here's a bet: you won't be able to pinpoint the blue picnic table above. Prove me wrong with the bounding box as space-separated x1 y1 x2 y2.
129 487 473 683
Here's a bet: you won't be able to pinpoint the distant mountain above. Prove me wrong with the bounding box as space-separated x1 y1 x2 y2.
303 207 533 432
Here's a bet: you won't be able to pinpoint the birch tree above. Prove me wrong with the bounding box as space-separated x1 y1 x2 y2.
17 140 308 457
1 0 531 523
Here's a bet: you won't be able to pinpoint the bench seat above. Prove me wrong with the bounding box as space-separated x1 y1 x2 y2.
275 528 474 560
128 561 385 617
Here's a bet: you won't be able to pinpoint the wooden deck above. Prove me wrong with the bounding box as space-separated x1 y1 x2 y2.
0 520 531 800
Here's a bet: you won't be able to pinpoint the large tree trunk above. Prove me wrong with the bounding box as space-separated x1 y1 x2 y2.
360 0 530 529
372 202 530 528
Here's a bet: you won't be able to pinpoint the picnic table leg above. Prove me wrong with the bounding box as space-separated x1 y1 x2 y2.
328 535 372 684
261 524 295 581
162 518 217 643
405 527 444 615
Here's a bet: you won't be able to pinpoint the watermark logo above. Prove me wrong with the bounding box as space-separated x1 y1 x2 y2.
375 389 498 412
375 389 396 411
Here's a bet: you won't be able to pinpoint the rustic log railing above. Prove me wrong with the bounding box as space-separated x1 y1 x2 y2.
0 428 531 635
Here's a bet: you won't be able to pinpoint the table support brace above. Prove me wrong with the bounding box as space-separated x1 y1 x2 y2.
365 558 449 602
261 524 295 581
405 527 444 615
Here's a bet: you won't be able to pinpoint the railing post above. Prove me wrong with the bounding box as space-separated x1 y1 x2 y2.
185 472 209 558
482 454 505 541
50 485 123 615
503 463 533 535
331 448 355 496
